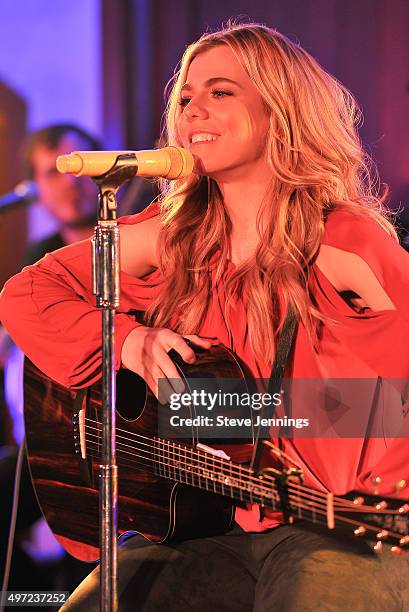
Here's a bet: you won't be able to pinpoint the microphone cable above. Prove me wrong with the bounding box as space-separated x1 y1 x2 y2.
0 440 25 612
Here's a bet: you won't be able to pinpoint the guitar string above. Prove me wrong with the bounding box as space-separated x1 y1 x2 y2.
95 435 407 536
83 418 384 514
83 418 333 502
83 439 404 543
83 432 280 502
84 437 327 514
84 417 254 483
84 419 295 496
85 416 352 510
83 430 320 511
83 440 331 526
84 422 407 525
84 438 280 506
83 420 401 516
84 421 326 505
83 428 384 520
83 427 310 508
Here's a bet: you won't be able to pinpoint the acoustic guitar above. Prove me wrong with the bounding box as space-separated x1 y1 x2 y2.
23 344 409 562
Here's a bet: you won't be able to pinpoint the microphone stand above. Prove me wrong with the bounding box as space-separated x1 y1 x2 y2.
91 157 137 612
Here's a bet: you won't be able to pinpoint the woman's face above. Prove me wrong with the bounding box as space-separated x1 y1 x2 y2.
177 45 271 181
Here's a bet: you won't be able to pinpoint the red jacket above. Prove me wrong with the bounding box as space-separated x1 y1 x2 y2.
1 203 409 530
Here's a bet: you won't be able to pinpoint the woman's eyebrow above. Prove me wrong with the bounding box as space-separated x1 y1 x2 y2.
180 77 242 93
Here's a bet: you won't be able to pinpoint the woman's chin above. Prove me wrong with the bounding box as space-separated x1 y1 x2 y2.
190 155 225 179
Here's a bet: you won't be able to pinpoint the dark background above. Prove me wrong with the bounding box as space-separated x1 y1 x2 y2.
0 0 408 283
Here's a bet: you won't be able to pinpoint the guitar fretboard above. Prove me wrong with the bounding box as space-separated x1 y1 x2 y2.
84 418 409 548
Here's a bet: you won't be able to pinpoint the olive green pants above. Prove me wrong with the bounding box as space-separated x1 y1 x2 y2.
61 522 409 611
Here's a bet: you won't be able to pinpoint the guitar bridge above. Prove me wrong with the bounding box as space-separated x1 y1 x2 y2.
72 388 94 487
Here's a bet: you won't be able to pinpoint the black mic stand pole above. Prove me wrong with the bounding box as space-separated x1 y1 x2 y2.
91 158 137 612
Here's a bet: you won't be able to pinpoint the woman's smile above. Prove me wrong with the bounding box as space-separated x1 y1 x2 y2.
188 130 220 147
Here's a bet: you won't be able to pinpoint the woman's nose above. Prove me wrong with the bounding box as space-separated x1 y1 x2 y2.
184 98 209 120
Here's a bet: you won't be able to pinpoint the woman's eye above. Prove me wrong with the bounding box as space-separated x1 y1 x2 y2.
178 90 232 108
212 90 233 98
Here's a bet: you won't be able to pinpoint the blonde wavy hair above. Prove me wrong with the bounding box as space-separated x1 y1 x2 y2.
145 22 395 365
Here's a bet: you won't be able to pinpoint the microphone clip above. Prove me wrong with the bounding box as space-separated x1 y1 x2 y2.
93 155 137 222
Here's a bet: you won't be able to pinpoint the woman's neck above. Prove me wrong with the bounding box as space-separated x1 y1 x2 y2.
216 174 273 264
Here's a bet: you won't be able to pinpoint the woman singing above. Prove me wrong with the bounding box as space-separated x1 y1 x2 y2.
1 22 409 611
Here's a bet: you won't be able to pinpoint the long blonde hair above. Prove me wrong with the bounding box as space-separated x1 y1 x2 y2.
145 22 395 365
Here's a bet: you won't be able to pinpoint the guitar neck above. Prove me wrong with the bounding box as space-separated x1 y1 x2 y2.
149 437 409 546
153 437 326 525
84 416 409 548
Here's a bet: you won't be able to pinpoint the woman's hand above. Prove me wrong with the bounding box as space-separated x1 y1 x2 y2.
121 326 213 402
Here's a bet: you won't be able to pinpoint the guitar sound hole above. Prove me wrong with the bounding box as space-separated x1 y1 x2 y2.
116 369 147 421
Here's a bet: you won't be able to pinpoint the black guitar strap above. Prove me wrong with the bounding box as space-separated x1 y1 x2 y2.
249 307 298 473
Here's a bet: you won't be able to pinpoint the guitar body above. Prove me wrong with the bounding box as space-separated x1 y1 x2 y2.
24 343 409 562
23 345 251 562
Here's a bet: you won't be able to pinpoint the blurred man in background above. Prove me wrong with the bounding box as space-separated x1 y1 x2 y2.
1 123 102 594
21 123 101 263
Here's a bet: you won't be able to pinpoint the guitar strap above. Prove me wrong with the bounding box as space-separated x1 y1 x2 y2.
249 306 298 474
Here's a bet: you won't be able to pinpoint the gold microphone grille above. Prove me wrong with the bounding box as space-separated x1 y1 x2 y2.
165 146 194 179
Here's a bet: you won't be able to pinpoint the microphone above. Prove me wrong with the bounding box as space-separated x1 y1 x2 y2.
0 181 38 213
56 146 194 180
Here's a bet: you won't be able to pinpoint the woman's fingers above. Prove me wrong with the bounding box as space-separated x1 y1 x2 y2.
183 334 215 348
121 326 217 403
167 334 197 363
153 369 176 404
157 349 186 395
145 350 185 399
143 362 177 403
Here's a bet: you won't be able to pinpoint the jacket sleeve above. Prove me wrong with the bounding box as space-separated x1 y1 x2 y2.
0 203 162 389
316 210 409 496
317 210 409 380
